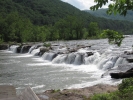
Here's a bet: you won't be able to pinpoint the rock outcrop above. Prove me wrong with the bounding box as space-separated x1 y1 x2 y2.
0 44 8 50
110 68 133 79
37 84 117 100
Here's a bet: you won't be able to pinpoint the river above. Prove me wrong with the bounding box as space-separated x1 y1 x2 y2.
0 36 133 93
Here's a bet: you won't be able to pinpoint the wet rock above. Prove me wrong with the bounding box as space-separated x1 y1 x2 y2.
21 45 32 53
110 72 133 79
110 67 133 79
16 46 21 53
124 51 133 55
127 57 133 63
68 48 77 53
38 47 50 56
0 44 9 50
16 45 32 53
86 52 94 56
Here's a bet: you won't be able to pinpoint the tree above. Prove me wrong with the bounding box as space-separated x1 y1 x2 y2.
101 29 124 46
88 22 100 38
55 16 84 40
90 0 133 16
0 12 34 43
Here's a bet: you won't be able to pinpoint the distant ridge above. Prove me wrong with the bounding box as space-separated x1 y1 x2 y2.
0 0 133 34
85 9 133 22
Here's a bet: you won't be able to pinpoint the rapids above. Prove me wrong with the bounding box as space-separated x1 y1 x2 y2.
0 36 133 93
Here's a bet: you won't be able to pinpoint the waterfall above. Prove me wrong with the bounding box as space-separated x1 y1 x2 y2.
7 43 129 71
65 53 76 64
9 45 19 53
85 52 100 65
30 48 40 56
73 53 84 65
28 45 36 53
52 54 68 64
20 46 24 53
42 52 57 61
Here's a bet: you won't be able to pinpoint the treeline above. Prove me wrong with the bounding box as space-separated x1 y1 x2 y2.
0 0 133 43
0 12 101 43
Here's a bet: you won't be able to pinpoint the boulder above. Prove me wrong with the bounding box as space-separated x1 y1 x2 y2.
110 68 133 79
124 51 133 55
38 47 50 56
21 45 32 53
16 45 32 53
16 46 21 53
126 57 133 63
86 52 94 56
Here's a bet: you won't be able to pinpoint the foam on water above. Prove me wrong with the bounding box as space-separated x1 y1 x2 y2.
13 54 33 58
68 76 122 89
27 62 51 66
32 85 45 89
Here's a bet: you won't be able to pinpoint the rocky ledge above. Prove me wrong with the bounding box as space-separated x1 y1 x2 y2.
37 84 117 100
0 44 8 50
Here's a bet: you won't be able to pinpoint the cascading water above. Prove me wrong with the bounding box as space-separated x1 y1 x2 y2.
30 48 40 56
20 45 24 53
2 36 132 93
65 53 76 64
42 52 57 61
9 45 19 53
28 45 36 54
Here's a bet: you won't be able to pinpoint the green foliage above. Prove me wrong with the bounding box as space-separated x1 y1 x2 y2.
52 89 60 93
101 29 124 46
119 78 133 92
87 22 100 38
43 42 51 47
0 12 34 43
90 0 133 16
55 16 84 40
0 35 3 44
91 92 119 100
0 0 133 43
91 78 133 100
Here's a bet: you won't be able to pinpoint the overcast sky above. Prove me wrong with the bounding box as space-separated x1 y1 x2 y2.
61 0 112 10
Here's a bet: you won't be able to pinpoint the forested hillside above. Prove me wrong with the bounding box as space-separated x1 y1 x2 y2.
0 0 133 43
0 0 94 25
85 9 133 22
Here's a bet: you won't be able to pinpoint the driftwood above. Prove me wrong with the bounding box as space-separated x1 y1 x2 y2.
110 68 133 79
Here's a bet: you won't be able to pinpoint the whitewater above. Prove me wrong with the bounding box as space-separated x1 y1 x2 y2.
0 36 133 93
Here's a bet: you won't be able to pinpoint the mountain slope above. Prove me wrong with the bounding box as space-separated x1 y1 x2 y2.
0 0 94 25
85 9 133 22
0 0 133 35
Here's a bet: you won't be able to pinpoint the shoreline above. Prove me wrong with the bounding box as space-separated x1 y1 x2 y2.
0 84 118 100
37 84 118 100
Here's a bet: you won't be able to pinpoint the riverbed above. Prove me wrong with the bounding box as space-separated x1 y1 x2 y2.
0 36 133 93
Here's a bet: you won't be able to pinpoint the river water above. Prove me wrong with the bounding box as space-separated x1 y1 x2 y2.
0 36 133 93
